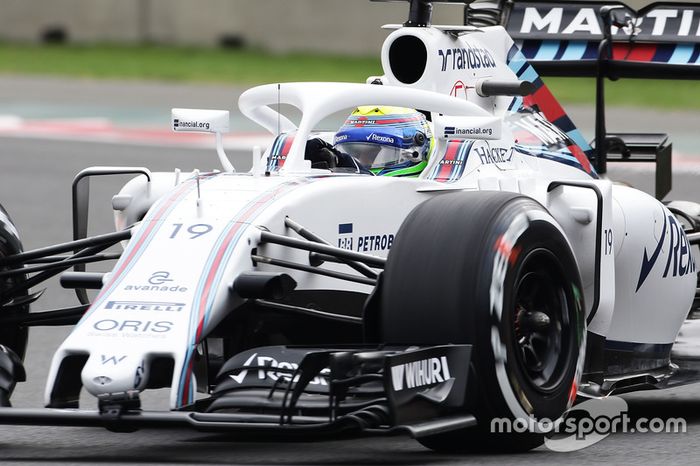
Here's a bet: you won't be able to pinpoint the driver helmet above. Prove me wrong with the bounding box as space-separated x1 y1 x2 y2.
333 106 434 176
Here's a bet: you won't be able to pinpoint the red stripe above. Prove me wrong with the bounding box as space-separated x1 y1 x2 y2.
91 179 195 306
182 195 269 406
180 357 195 406
523 85 565 122
347 115 422 126
280 135 295 155
568 144 592 173
612 43 657 62
194 182 299 334
181 180 312 405
436 141 461 181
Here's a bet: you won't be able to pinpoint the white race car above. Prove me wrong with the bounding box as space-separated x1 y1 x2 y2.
0 0 698 454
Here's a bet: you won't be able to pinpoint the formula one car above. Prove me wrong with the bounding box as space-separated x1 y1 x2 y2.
0 0 699 454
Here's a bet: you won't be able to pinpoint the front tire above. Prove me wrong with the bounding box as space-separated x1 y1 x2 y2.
0 205 29 359
380 191 585 453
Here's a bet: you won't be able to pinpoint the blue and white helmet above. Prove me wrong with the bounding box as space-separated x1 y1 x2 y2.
333 106 433 176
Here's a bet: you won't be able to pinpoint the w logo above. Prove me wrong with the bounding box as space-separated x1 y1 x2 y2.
101 355 127 365
391 365 405 391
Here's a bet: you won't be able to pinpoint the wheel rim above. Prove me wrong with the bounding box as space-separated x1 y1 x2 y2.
512 249 572 394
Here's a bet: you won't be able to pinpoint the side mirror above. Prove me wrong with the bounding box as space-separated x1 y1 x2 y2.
171 108 233 171
171 108 230 134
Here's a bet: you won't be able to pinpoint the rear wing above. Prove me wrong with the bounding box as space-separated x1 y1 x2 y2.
489 0 700 197
501 1 700 79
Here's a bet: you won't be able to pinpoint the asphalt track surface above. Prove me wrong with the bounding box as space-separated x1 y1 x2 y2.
0 77 700 464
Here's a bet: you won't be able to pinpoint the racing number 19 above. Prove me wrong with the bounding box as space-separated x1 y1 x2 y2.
169 223 213 239
604 228 613 255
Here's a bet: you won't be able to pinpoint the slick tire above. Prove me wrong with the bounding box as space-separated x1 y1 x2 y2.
0 204 29 360
380 191 585 453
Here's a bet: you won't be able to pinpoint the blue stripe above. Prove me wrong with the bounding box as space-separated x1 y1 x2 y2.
519 66 539 85
517 147 582 169
448 141 471 182
507 44 519 63
605 340 672 354
583 41 599 59
653 44 675 63
535 41 559 60
691 45 700 64
339 223 353 234
520 40 542 60
79 177 203 323
178 179 316 407
507 49 529 73
508 96 523 112
553 41 567 60
670 44 694 64
561 41 587 61
567 130 592 153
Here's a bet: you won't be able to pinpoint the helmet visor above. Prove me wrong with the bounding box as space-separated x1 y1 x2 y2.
335 142 403 169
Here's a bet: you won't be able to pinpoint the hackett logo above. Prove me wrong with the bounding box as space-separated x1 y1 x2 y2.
391 356 451 391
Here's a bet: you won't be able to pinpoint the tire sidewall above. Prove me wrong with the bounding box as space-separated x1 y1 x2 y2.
0 205 28 360
472 201 585 428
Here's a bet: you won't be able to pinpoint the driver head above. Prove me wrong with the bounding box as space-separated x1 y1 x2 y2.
333 106 434 176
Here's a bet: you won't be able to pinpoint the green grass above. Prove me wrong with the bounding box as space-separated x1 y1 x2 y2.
544 77 700 110
1 43 699 109
0 43 382 84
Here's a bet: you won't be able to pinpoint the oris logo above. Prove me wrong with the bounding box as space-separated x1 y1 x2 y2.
92 319 173 333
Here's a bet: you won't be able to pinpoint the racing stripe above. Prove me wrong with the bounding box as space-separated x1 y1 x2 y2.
506 42 597 177
439 141 460 180
519 40 700 66
523 84 565 122
427 140 473 184
76 174 215 324
266 133 296 172
612 43 657 62
177 178 316 406
669 44 694 64
561 41 587 60
448 141 472 183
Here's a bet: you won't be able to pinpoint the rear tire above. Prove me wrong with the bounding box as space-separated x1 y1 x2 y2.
380 191 585 453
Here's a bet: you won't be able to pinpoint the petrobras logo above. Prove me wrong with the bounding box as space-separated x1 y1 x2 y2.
366 133 395 144
390 356 451 391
